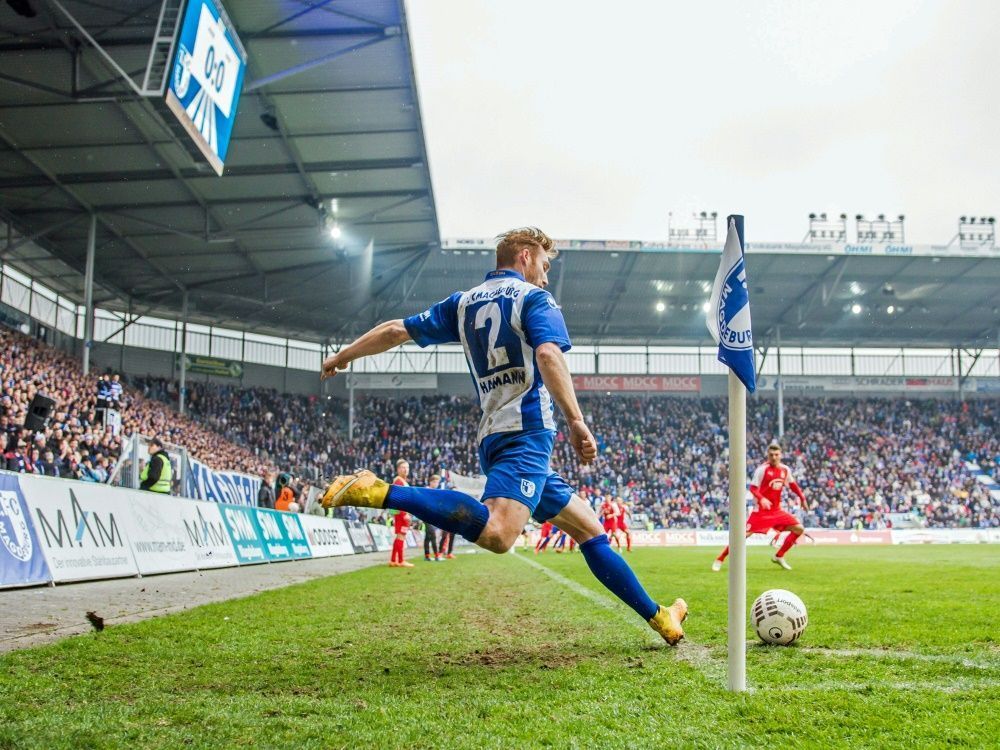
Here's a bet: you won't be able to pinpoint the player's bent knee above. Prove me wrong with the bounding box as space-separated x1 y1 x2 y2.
477 529 514 554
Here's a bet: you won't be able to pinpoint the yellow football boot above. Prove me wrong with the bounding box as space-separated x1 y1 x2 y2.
320 470 390 510
648 598 688 646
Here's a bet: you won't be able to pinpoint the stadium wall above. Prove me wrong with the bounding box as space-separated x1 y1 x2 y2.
0 471 425 589
88 341 324 396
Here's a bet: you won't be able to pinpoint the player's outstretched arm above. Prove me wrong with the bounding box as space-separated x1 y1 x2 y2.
321 319 411 380
535 342 597 465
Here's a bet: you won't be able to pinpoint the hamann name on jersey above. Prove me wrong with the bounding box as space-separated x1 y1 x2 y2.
403 269 571 443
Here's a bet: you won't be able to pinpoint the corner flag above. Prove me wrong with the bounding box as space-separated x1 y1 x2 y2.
706 214 755 693
706 215 755 393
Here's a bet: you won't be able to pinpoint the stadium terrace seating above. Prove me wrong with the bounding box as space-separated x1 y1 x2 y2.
5 325 996 529
139 377 1000 531
1 326 273 481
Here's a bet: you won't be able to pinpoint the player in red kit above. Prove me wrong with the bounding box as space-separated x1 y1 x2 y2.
390 460 414 567
713 442 807 571
534 521 555 553
615 497 632 552
600 496 621 550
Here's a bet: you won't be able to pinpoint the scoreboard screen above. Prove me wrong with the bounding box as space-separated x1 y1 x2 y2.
164 0 247 176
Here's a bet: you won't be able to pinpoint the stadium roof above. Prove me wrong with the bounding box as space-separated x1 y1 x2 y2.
425 239 1000 350
0 3 997 351
0 0 439 340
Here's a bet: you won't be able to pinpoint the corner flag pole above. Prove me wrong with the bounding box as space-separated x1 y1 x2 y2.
706 215 755 693
727 371 747 692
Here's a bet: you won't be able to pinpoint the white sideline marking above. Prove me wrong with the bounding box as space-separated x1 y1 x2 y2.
795 647 1000 670
511 551 996 693
512 551 726 684
775 679 999 693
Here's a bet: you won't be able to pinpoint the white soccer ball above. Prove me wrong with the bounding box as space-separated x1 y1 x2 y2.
751 589 808 645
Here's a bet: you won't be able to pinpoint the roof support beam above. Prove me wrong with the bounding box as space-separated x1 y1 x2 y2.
596 254 639 335
0 214 83 259
959 348 983 384
48 0 146 97
245 33 393 92
0 157 426 189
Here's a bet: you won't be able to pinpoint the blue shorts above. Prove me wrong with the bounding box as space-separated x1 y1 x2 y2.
478 429 573 523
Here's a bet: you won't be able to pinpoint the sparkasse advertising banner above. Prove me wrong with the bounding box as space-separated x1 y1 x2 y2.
19 476 138 582
0 474 52 588
253 508 312 561
218 503 268 565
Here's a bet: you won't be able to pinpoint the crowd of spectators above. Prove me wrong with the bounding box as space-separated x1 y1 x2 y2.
139 376 1000 530
1 326 274 482
5 323 998 530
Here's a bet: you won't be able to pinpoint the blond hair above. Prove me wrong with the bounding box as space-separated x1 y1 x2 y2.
495 227 557 267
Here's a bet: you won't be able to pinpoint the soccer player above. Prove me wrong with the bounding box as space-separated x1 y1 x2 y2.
320 227 687 644
600 494 621 550
390 460 414 567
616 496 633 553
534 520 555 553
713 442 808 572
423 474 443 561
390 507 414 568
553 528 569 552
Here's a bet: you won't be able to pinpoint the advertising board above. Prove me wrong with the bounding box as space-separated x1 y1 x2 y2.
0 474 52 587
298 515 354 557
20 478 138 582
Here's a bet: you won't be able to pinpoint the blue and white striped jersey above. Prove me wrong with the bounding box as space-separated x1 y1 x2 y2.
403 269 571 443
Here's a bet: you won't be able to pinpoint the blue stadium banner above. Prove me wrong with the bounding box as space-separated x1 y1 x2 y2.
0 473 52 588
706 215 756 392
187 458 260 506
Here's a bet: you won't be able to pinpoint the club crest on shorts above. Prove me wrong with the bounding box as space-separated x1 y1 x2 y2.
520 479 536 497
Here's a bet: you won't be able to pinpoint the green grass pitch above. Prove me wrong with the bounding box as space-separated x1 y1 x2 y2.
1 545 998 748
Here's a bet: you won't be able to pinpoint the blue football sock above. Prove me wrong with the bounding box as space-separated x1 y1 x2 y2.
580 535 659 620
386 485 489 543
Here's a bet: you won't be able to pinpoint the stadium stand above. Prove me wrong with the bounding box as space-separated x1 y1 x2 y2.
135 375 1000 531
5 322 997 530
1 326 274 481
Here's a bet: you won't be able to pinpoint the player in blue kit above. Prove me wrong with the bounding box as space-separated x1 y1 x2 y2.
320 228 687 645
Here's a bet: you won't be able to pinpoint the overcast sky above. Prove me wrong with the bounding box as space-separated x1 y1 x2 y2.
407 0 1000 245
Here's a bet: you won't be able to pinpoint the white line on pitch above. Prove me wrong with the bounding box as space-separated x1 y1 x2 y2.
792 647 1000 670
774 678 1000 693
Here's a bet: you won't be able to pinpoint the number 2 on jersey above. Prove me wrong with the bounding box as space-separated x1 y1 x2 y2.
474 301 510 371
